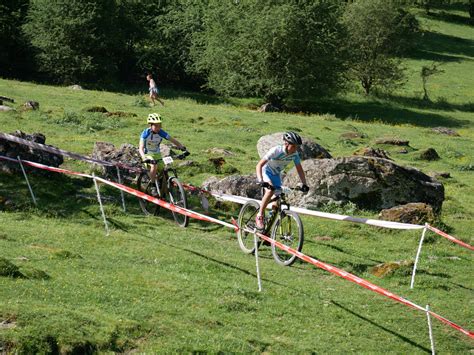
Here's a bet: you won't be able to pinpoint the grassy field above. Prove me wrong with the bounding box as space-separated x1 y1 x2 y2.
1 7 473 354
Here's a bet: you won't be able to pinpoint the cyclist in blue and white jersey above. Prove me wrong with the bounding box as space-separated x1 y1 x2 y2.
139 113 186 191
255 131 309 229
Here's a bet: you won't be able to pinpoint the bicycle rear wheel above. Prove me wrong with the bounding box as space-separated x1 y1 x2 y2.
137 172 160 216
237 200 261 254
271 210 304 266
168 176 189 227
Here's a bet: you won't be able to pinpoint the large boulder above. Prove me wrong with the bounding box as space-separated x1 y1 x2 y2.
283 157 444 212
201 174 263 200
91 142 175 184
257 132 331 160
0 131 63 174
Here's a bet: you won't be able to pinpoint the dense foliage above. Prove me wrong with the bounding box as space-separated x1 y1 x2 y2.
1 0 472 100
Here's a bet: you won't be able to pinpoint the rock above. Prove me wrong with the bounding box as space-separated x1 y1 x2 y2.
22 101 39 110
340 132 366 139
69 85 83 90
375 138 409 146
85 106 108 113
370 260 413 277
397 148 409 154
257 132 332 160
432 127 460 136
0 105 13 112
258 103 279 112
202 174 263 200
0 131 63 174
283 156 444 212
91 141 180 184
205 148 234 156
104 111 137 117
428 171 451 179
91 142 142 184
353 147 391 160
419 148 440 161
379 203 437 224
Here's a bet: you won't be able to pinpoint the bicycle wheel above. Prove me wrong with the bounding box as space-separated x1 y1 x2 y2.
137 172 159 216
168 176 189 228
271 210 304 266
237 200 261 254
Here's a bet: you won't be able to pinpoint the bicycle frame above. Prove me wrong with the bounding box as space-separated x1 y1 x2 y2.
262 192 292 235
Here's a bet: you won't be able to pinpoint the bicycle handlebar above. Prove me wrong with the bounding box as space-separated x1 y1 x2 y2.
143 151 190 165
257 182 304 192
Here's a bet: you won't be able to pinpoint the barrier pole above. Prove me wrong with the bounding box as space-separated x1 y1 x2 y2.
116 166 126 212
17 156 37 206
92 173 110 236
410 224 428 289
254 229 262 292
426 305 436 355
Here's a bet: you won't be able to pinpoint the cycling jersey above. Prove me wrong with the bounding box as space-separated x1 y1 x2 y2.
139 128 170 154
263 145 301 176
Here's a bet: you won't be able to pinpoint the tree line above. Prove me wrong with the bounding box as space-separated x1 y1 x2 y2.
1 0 472 104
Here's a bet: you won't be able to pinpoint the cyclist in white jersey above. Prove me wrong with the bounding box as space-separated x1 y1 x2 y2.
139 113 186 193
255 131 309 229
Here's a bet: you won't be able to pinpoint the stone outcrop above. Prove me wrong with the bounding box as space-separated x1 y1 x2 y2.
257 132 332 160
0 131 63 174
353 147 391 160
379 203 437 224
283 156 444 211
419 148 440 161
201 174 263 200
91 141 178 184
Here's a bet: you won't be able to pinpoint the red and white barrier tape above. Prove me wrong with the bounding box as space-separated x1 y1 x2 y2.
205 190 473 250
4 131 471 243
0 154 235 230
426 224 474 252
2 154 473 340
0 132 142 173
236 222 474 339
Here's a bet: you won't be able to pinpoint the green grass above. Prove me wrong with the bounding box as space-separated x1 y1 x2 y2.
1 7 473 353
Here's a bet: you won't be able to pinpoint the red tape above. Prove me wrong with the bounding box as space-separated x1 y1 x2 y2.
427 224 474 251
1 154 473 340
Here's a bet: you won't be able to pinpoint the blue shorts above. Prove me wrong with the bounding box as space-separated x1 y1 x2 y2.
263 167 282 195
149 87 159 95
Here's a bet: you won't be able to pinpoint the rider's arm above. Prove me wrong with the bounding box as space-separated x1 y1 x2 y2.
169 137 185 150
139 139 146 160
256 158 268 182
295 163 307 185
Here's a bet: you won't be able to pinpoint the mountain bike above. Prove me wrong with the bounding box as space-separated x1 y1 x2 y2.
237 184 304 266
137 151 190 227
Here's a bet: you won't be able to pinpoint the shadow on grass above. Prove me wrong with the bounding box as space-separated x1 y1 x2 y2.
164 242 285 287
331 301 431 353
423 11 473 27
379 94 474 113
408 31 474 62
313 98 469 128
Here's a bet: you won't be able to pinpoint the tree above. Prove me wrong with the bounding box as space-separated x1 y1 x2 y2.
0 0 32 78
189 1 347 104
342 0 419 95
23 0 122 84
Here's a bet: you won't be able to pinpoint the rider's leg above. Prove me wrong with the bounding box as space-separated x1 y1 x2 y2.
148 164 158 183
258 188 274 218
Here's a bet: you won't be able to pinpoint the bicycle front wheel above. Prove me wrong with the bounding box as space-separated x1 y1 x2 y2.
137 172 159 216
271 210 304 266
168 176 189 227
237 200 261 254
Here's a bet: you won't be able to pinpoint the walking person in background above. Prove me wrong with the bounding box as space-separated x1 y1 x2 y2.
255 131 309 230
147 73 164 106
